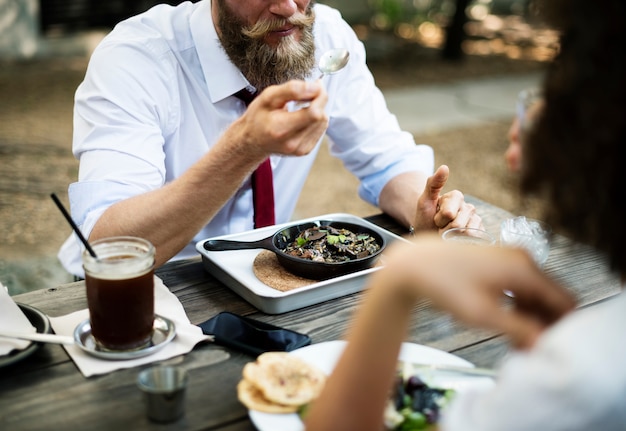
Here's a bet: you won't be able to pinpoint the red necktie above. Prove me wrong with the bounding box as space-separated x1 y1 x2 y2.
234 87 275 228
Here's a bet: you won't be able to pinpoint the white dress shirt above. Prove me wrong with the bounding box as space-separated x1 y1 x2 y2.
58 1 434 276
442 290 626 431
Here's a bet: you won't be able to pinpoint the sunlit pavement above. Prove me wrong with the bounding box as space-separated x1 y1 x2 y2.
383 72 542 135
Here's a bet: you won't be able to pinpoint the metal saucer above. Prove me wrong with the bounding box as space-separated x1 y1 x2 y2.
73 315 176 360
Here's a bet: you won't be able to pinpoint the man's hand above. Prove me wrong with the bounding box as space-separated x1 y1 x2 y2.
413 165 483 232
236 80 329 161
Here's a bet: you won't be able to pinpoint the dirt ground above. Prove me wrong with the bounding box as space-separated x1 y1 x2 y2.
0 45 546 294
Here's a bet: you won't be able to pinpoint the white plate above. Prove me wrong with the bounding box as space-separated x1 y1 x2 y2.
0 303 51 368
196 213 406 314
248 340 495 431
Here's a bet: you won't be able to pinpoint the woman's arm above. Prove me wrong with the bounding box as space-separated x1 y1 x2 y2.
305 234 575 431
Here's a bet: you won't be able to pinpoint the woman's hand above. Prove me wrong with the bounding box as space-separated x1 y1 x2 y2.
380 234 576 349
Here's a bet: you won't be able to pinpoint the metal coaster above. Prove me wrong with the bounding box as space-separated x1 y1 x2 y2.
73 315 176 360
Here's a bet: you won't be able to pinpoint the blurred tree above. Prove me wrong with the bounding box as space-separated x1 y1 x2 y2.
371 0 404 24
442 0 470 60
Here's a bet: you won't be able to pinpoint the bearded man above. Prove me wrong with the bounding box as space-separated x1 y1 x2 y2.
58 0 482 277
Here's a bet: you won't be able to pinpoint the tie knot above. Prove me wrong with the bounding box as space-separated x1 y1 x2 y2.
233 86 258 106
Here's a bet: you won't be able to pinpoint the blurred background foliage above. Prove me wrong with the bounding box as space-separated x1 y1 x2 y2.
35 0 556 64
320 0 556 62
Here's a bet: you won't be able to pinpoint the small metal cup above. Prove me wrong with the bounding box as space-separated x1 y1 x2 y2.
137 365 187 423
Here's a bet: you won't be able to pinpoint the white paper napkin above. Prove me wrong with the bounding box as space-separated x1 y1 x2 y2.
0 281 37 355
50 276 212 377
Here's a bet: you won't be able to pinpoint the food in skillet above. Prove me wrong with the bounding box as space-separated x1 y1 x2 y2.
281 225 381 263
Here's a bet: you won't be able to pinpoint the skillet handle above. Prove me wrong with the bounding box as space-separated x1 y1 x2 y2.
203 235 274 252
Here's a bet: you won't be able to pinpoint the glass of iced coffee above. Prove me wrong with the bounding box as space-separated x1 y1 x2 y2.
82 236 155 351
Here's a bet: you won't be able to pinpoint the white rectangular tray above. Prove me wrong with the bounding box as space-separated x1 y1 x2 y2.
195 213 406 314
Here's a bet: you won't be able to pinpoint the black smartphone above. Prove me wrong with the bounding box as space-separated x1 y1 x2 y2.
197 311 311 357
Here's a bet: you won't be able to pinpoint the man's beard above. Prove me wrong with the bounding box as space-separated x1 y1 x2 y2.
215 0 316 90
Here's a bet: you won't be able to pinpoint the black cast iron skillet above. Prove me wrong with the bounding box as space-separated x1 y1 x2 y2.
202 220 386 280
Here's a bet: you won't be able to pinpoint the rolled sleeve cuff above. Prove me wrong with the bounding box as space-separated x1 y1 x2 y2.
358 144 434 206
57 180 147 277
57 207 107 278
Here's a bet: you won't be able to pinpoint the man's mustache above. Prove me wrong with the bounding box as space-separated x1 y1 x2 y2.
242 12 315 39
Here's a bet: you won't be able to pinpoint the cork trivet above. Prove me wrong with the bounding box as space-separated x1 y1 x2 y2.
252 250 386 292
252 250 316 292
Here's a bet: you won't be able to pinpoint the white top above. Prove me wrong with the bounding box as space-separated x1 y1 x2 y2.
58 1 434 276
442 290 626 431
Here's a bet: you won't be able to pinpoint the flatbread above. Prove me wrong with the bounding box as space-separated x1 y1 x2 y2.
241 352 327 407
252 250 315 291
236 379 298 413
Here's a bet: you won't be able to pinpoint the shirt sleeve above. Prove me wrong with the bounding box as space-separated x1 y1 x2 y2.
58 31 179 275
70 32 179 220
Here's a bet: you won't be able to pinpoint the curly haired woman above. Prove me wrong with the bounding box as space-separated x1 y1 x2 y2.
305 0 626 429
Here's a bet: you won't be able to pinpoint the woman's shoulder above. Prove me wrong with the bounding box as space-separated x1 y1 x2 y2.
528 292 626 404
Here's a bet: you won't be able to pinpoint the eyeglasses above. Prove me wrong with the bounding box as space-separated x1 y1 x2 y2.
516 87 544 135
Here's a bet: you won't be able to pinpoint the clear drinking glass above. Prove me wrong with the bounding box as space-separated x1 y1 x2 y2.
441 228 496 246
517 87 544 141
500 217 552 267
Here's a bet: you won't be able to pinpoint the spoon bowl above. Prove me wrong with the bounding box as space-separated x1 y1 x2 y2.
317 48 350 78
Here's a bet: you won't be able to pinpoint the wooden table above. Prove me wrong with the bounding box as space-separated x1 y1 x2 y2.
0 196 621 430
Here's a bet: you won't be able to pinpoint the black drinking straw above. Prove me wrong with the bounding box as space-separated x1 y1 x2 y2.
50 193 98 258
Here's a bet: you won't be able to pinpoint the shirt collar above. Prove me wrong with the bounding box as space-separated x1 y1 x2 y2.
190 0 251 103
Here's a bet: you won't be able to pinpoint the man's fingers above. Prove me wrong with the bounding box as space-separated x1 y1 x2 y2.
260 80 323 109
425 165 449 202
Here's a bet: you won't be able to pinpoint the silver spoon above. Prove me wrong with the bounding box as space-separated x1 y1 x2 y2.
292 48 350 109
411 363 498 378
0 330 74 345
